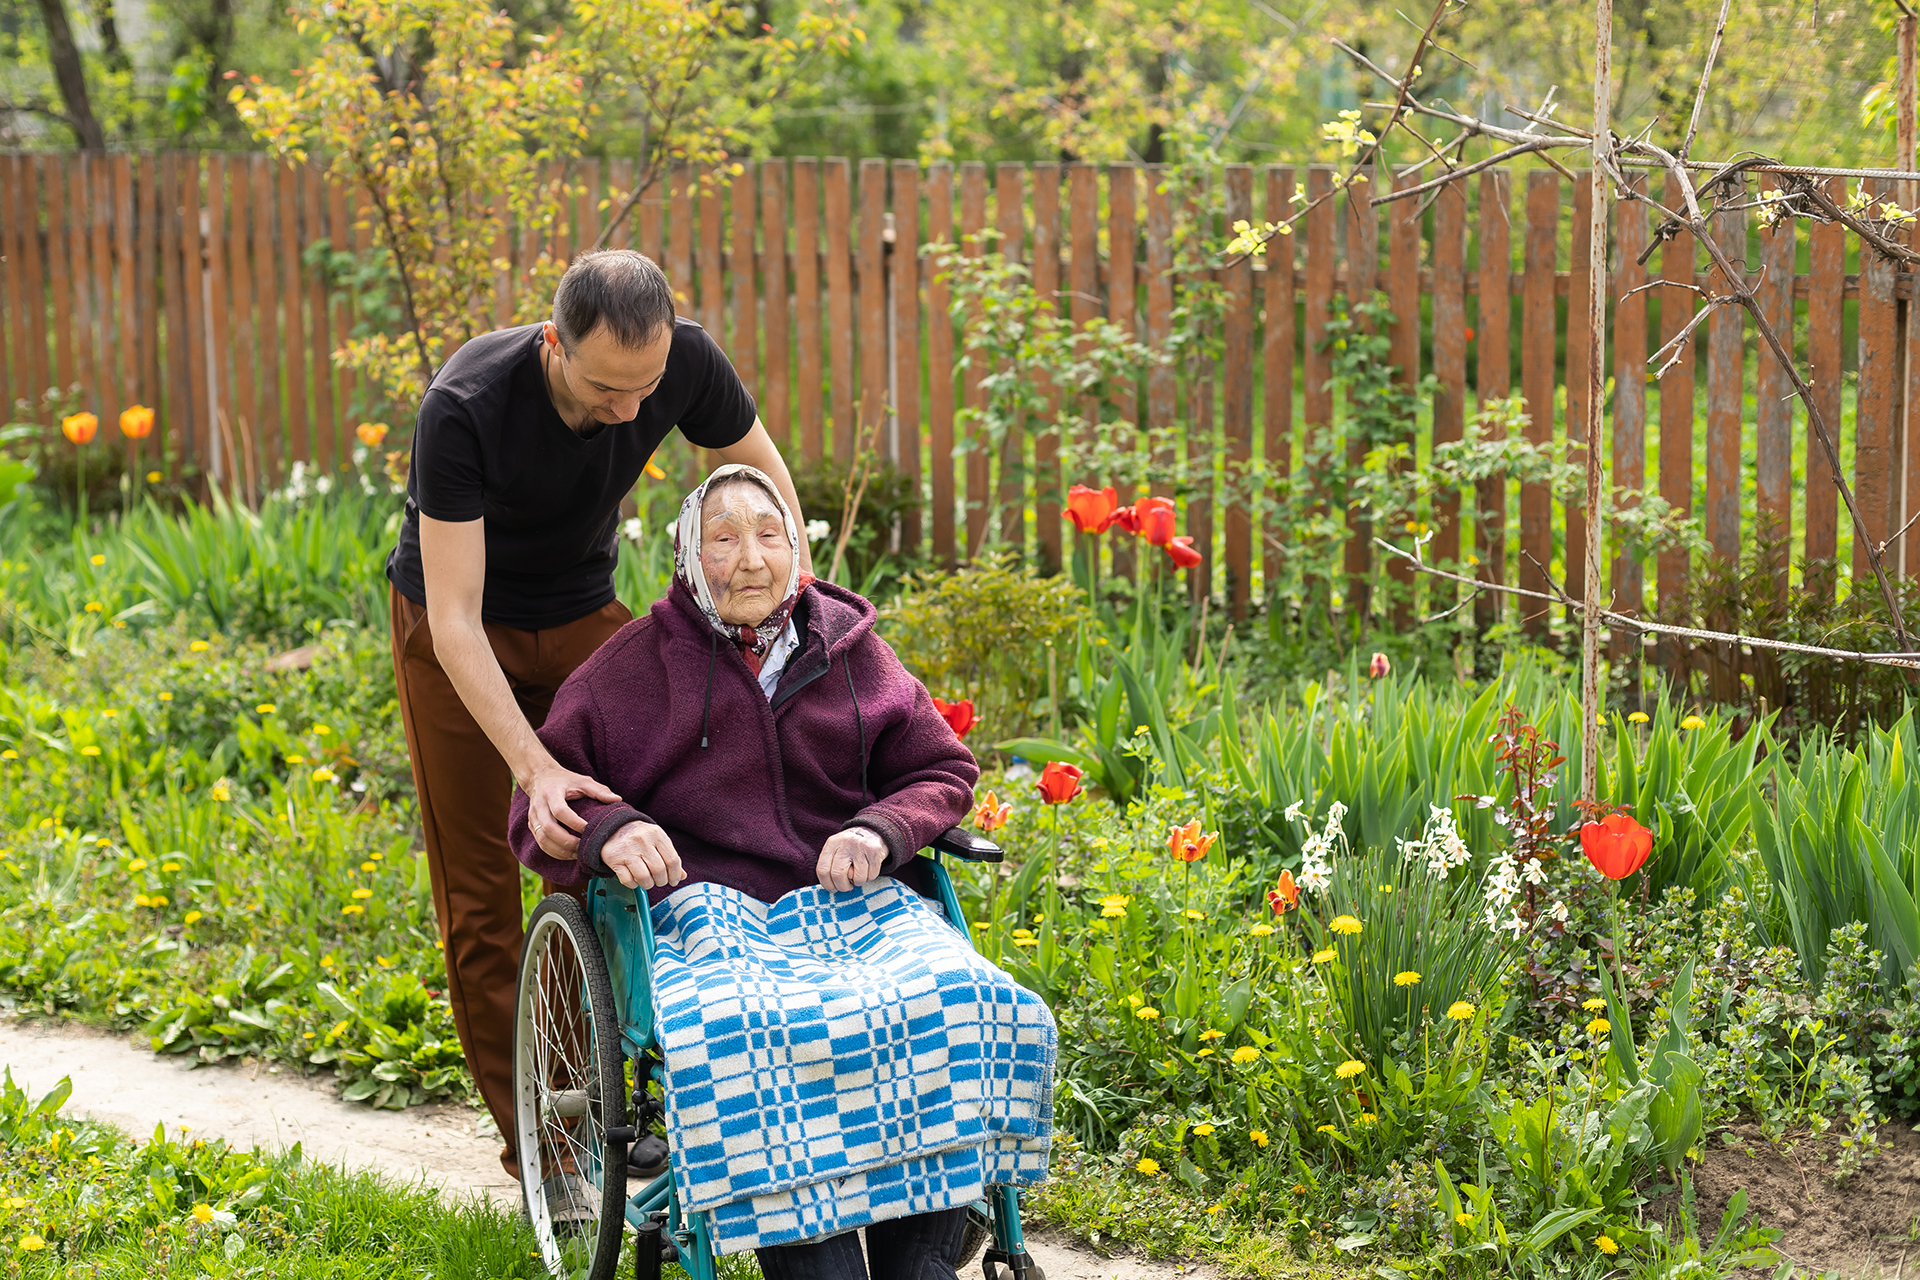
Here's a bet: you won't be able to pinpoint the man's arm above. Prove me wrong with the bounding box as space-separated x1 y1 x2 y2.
715 419 814 576
419 513 619 860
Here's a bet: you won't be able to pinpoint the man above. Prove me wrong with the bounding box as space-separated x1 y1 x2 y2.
384 249 810 1180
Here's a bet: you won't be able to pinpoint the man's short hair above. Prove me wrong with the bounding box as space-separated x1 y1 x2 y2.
551 249 676 352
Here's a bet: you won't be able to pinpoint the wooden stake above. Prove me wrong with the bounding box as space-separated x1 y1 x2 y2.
1581 0 1614 803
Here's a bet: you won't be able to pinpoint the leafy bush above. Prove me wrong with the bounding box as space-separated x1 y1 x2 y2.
880 554 1092 746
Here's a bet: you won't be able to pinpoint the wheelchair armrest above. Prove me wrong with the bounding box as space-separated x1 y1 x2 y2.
929 826 1004 863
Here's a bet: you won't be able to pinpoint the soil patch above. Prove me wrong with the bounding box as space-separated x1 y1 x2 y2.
1647 1122 1920 1279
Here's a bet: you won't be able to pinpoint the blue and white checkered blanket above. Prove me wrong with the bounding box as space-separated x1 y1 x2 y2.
649 878 1056 1255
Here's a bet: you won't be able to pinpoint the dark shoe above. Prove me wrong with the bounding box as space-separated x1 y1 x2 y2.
628 1134 669 1179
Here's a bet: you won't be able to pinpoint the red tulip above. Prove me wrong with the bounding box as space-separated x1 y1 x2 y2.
118 405 155 440
1130 497 1177 547
1580 812 1654 880
932 697 977 739
1065 484 1120 534
61 412 98 445
1267 870 1299 914
1034 761 1084 805
1168 818 1218 863
1369 652 1391 679
1166 535 1202 569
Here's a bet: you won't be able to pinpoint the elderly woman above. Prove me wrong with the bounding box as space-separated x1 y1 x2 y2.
509 465 1052 1280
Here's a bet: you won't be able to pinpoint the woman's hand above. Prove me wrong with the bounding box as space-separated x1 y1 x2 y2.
601 821 687 891
817 828 888 893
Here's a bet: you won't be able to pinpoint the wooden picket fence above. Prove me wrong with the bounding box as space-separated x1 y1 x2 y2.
2 150 1912 634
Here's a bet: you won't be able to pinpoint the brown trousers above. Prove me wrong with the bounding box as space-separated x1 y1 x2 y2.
387 585 632 1177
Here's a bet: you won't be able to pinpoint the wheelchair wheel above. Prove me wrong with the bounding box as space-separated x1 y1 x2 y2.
515 893 629 1280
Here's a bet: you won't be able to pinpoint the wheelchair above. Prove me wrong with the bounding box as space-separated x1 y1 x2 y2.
512 826 1047 1280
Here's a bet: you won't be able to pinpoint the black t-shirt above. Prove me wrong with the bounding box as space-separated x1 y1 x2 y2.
385 319 756 629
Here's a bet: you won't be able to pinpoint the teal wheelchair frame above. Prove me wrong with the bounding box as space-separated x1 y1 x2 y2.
512 828 1041 1280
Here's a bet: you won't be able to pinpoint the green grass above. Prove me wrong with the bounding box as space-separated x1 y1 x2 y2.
0 1072 543 1279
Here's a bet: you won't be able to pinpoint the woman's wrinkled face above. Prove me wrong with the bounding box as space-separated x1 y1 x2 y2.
700 481 793 627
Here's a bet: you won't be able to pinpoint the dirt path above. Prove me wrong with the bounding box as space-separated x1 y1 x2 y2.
0 1017 1207 1280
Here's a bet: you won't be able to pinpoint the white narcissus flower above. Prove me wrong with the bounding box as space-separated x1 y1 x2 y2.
806 519 832 543
621 518 645 544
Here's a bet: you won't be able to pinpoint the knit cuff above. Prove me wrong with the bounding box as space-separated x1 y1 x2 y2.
578 805 650 877
845 810 914 870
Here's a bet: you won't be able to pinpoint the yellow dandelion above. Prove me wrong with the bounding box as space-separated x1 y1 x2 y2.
146 470 161 483
342 904 364 915
1183 909 1205 920
18 1234 45 1252
1199 1029 1226 1041
1595 1235 1619 1255
80 745 101 756
1135 1158 1160 1176
1135 1006 1161 1020
128 858 148 872
1447 1001 1476 1021
1586 1017 1611 1037
4 1197 23 1209
1335 1060 1366 1079
312 768 336 783
1197 1047 1216 1057
360 861 376 873
256 703 276 715
1231 1046 1260 1065
1583 997 1607 1012
84 601 104 613
1249 1129 1269 1147
1358 1112 1378 1124
1680 715 1706 730
1292 1184 1308 1195
1126 993 1144 1007
313 725 332 736
1316 1124 1338 1134
189 640 210 651
286 754 306 765
1312 948 1337 963
1329 915 1362 935
350 887 373 900
160 861 179 873
183 911 202 925
91 554 105 566
1191 1123 1215 1136
375 956 393 968
1394 971 1420 987
1628 711 1649 724
1250 923 1275 937
191 1204 214 1224
1101 905 1127 918
158 691 173 702
1 750 15 760
210 783 231 802
1455 1212 1473 1226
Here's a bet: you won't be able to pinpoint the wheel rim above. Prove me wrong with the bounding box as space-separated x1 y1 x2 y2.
517 909 615 1277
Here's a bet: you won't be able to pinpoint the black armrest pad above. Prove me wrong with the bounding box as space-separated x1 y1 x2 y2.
929 826 1004 863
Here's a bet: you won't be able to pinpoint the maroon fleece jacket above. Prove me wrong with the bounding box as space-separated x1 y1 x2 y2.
508 579 979 904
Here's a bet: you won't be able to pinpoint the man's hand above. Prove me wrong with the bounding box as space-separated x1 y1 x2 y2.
817 828 888 893
522 764 623 860
600 821 687 891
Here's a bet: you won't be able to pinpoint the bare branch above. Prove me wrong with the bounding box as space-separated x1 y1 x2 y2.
1679 0 1735 164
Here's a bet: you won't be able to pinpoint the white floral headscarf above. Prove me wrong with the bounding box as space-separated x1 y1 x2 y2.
671 464 811 674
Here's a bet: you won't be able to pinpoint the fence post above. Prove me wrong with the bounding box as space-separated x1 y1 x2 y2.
1262 166 1295 604
1705 178 1747 702
1611 179 1648 659
1566 172 1592 632
762 160 791 455
793 159 822 462
1519 169 1559 642
303 164 334 471
730 161 758 402
1343 166 1377 619
1657 171 1696 677
1067 162 1099 576
959 162 989 559
858 158 887 473
1108 164 1139 583
1858 177 1901 587
1223 164 1254 620
1386 165 1421 628
892 159 922 557
928 161 958 568
1303 165 1335 614
1430 175 1466 597
1146 165 1176 509
825 158 854 462
1473 168 1512 639
995 162 1026 553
